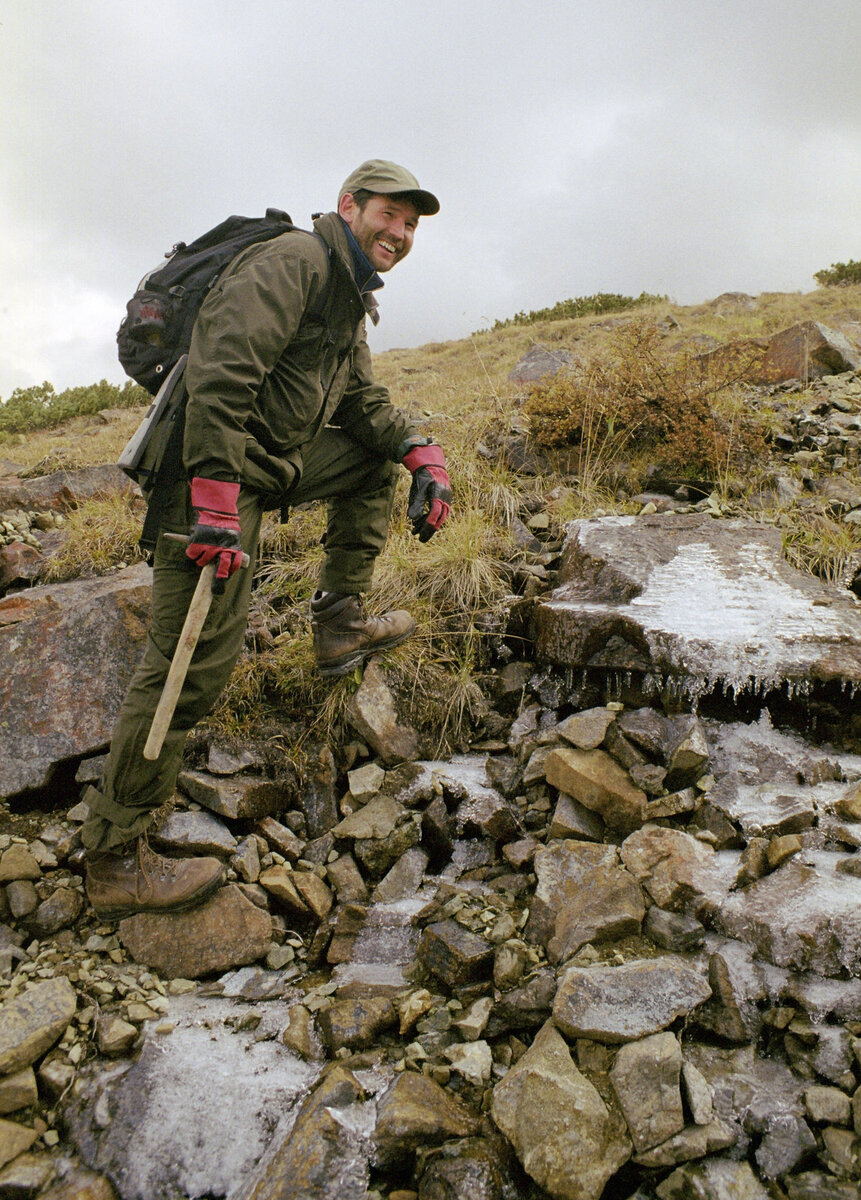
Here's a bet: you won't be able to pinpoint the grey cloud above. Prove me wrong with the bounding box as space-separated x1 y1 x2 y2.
2 0 861 395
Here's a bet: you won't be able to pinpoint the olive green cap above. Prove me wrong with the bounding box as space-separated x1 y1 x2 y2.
339 159 439 215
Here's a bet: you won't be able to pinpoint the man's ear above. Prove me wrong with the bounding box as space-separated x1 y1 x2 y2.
338 192 357 225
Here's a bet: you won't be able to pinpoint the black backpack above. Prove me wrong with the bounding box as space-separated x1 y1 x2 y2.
117 207 314 393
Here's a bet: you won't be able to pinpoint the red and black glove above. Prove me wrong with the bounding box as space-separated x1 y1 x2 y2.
402 442 451 542
186 477 244 591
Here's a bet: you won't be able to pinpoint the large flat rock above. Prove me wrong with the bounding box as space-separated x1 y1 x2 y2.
0 563 152 799
534 514 861 701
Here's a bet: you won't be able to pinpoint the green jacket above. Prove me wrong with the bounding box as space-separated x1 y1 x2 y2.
183 211 419 498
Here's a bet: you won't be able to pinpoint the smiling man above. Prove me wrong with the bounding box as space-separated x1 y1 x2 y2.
81 159 451 919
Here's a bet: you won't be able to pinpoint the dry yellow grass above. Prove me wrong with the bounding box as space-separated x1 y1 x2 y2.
11 281 860 747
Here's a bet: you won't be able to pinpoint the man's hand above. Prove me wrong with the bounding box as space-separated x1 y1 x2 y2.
402 443 451 542
186 478 244 590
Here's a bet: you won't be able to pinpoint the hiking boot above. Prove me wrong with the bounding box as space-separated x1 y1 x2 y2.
311 591 415 677
85 837 226 920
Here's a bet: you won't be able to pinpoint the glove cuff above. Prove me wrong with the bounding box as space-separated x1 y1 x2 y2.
402 443 446 473
190 477 240 515
397 435 434 461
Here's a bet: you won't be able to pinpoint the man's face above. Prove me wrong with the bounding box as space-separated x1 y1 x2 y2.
339 193 420 272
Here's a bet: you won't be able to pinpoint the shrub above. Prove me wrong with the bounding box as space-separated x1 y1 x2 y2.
0 379 148 438
523 319 767 483
482 291 668 333
813 259 861 287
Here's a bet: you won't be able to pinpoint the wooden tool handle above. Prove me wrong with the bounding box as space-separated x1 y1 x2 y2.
143 562 216 760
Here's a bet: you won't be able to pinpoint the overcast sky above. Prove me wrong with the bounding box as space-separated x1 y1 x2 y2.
2 0 861 398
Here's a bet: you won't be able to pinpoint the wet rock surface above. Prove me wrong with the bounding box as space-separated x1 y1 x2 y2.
0 505 861 1199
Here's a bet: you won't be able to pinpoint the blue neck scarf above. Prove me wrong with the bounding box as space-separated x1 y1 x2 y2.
339 217 385 294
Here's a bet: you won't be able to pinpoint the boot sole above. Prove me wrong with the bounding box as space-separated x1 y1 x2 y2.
316 620 416 678
89 867 226 921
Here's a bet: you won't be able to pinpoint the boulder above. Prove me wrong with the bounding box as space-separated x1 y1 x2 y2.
118 884 272 978
508 344 573 383
526 841 644 961
176 770 289 821
0 464 135 513
620 826 728 915
346 660 420 763
0 563 152 799
553 958 711 1043
609 1031 685 1152
65 996 324 1200
236 1065 369 1200
372 1071 479 1166
758 321 861 384
491 1020 632 1200
544 746 646 832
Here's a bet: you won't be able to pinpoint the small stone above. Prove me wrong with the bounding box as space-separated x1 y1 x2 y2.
230 836 261 884
25 887 84 937
347 762 385 803
547 793 605 842
557 708 617 751
502 837 539 870
37 1056 75 1099
452 997 493 1042
444 1040 493 1086
0 1151 54 1196
266 944 295 971
417 921 494 989
280 1005 319 1060
97 1016 139 1056
681 1061 713 1126
0 1119 38 1170
0 977 77 1075
395 989 433 1036
834 782 861 822
644 907 706 953
804 1084 851 1126
125 1003 158 1023
255 817 304 862
0 1066 38 1115
0 846 41 883
317 996 395 1052
766 833 803 870
5 880 38 919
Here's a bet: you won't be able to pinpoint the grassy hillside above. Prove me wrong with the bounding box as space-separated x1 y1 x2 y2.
3 284 860 757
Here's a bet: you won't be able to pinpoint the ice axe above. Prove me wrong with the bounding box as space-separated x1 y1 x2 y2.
143 534 250 761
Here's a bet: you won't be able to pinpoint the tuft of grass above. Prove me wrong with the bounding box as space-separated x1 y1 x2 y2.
41 495 146 580
781 511 861 587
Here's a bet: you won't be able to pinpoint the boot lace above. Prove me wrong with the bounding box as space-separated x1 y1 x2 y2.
137 834 179 883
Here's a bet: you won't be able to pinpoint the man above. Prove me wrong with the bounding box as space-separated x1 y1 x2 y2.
81 160 450 919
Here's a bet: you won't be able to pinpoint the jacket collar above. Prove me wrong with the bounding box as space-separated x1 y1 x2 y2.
339 218 385 295
313 211 382 325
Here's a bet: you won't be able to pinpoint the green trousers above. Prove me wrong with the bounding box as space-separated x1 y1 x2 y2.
80 428 397 853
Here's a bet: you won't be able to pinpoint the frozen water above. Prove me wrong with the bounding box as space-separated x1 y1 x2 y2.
67 994 322 1200
542 517 861 701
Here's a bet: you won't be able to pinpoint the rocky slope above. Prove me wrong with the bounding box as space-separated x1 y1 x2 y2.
0 312 860 1200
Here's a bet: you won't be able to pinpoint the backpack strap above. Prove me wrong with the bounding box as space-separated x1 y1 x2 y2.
138 388 187 558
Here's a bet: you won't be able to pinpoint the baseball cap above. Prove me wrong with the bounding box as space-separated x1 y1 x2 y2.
339 159 440 215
